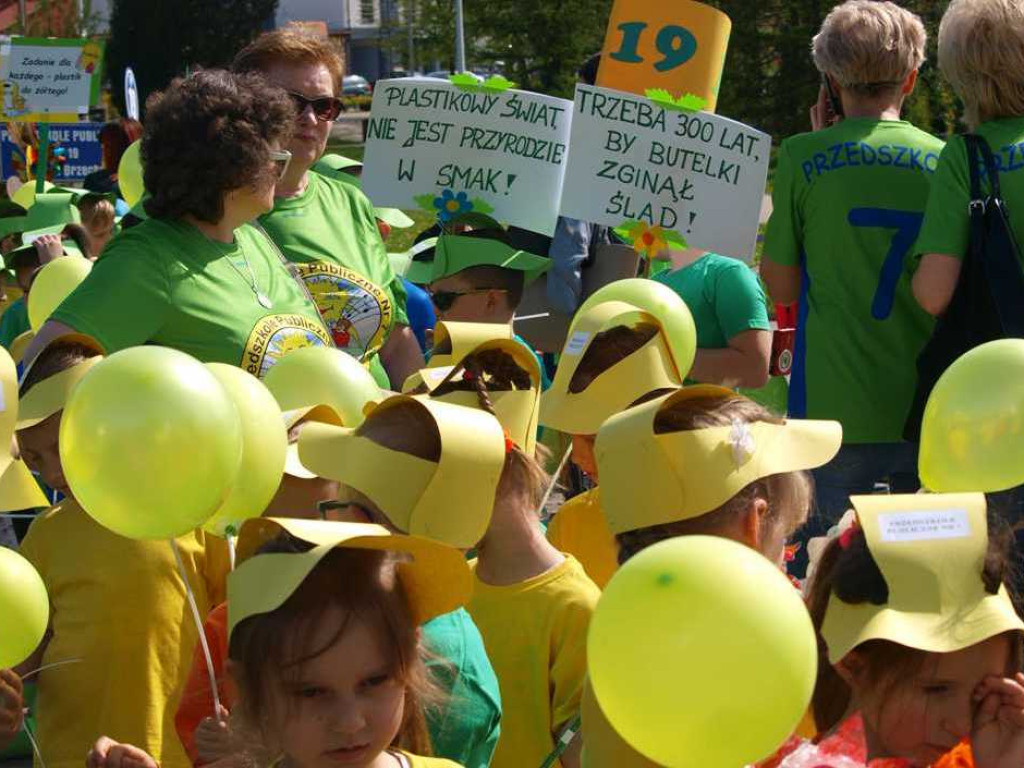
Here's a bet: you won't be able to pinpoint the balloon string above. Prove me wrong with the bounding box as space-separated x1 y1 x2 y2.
170 538 224 722
21 657 84 681
538 713 581 768
23 718 45 768
538 444 573 521
226 533 236 571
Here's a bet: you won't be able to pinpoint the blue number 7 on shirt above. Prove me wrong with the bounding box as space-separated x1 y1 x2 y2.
848 208 924 321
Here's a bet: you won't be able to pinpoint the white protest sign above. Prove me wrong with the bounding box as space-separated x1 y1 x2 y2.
560 84 770 261
0 37 103 121
361 79 572 236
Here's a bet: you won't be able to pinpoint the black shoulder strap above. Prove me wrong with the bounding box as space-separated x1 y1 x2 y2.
965 134 985 204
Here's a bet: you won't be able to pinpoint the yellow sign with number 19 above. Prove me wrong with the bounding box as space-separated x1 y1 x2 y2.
596 0 731 111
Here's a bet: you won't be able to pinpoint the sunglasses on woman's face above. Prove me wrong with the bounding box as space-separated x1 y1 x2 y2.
427 287 508 312
287 91 344 122
270 149 292 181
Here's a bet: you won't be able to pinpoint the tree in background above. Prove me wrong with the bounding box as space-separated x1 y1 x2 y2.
105 0 278 115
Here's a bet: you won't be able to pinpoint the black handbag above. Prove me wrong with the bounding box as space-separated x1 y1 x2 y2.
905 134 1024 441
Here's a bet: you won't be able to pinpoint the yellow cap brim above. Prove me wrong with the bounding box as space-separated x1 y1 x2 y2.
17 356 101 430
0 458 47 511
229 517 472 637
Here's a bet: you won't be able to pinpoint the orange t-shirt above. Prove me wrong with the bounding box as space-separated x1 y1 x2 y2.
174 602 233 765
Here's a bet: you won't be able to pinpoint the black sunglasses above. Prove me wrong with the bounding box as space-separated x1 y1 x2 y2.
427 287 508 312
287 90 344 122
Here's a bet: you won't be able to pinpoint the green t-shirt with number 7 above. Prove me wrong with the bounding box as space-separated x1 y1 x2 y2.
763 118 944 443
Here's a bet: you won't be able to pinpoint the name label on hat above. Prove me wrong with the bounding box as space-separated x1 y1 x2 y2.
879 509 971 543
565 331 591 356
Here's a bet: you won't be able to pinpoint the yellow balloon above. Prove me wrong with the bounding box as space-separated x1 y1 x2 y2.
0 547 49 667
27 256 93 331
262 346 382 426
588 536 817 767
60 347 243 540
117 140 144 208
920 339 1024 492
202 364 288 537
576 278 697 379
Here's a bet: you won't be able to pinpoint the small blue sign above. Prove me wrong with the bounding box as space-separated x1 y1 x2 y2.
0 123 104 185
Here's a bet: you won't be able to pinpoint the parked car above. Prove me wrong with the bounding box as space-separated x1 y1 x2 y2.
342 74 372 96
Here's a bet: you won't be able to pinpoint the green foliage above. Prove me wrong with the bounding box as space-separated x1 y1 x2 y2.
340 95 374 112
646 89 708 113
105 0 279 115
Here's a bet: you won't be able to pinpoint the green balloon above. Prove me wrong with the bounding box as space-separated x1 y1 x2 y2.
60 347 243 540
588 536 817 767
0 547 49 668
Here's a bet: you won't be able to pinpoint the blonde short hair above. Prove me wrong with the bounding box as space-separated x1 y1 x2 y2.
812 1 925 94
939 0 1024 129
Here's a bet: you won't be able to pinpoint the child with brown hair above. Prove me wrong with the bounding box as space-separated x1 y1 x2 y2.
225 517 469 768
772 492 1024 767
579 386 841 767
540 279 693 587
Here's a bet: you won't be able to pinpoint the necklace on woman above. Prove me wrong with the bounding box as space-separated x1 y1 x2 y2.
225 249 273 309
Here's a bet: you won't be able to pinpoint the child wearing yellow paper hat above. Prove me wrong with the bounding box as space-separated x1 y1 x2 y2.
298 393 506 768
13 336 231 768
771 493 1024 768
540 279 693 588
227 517 470 767
422 341 599 768
580 386 842 767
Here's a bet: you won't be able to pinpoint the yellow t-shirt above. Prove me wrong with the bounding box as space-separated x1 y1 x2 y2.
400 751 464 766
18 500 231 768
546 489 619 590
467 555 600 768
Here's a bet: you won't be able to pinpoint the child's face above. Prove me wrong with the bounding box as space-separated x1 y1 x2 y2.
855 633 1012 765
270 609 406 768
427 274 512 324
17 412 69 499
570 434 598 481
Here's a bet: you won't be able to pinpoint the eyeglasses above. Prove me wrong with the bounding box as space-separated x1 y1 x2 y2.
270 149 292 181
427 287 508 312
287 90 344 122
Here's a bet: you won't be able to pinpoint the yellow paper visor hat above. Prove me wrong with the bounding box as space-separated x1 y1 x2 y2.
421 337 542 454
298 395 506 548
596 386 842 534
821 493 1024 663
401 321 515 392
0 456 48 512
229 517 472 638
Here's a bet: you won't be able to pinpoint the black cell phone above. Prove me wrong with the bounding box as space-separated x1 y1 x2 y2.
822 74 843 119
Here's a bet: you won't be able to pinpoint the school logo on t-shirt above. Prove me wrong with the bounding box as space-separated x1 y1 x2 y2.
297 262 393 359
242 313 332 378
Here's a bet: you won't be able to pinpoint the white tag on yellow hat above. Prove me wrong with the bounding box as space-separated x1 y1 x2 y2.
596 386 842 534
298 395 506 548
229 517 472 638
822 493 1024 663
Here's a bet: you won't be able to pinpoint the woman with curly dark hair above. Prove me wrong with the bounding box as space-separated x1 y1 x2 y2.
23 69 332 377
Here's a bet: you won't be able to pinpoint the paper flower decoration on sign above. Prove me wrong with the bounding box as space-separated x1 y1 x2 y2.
615 220 687 258
414 189 495 224
645 88 708 113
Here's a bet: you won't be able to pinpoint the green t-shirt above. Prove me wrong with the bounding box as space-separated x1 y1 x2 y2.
763 118 943 443
423 607 502 768
916 117 1024 262
52 218 331 376
0 295 29 349
653 253 770 349
260 172 408 387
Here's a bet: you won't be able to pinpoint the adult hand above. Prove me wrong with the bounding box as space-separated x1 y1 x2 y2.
33 234 65 265
809 85 840 132
195 705 233 763
86 736 160 768
0 669 24 747
972 673 1024 768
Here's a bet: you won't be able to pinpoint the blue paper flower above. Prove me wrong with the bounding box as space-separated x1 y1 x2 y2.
433 189 472 222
